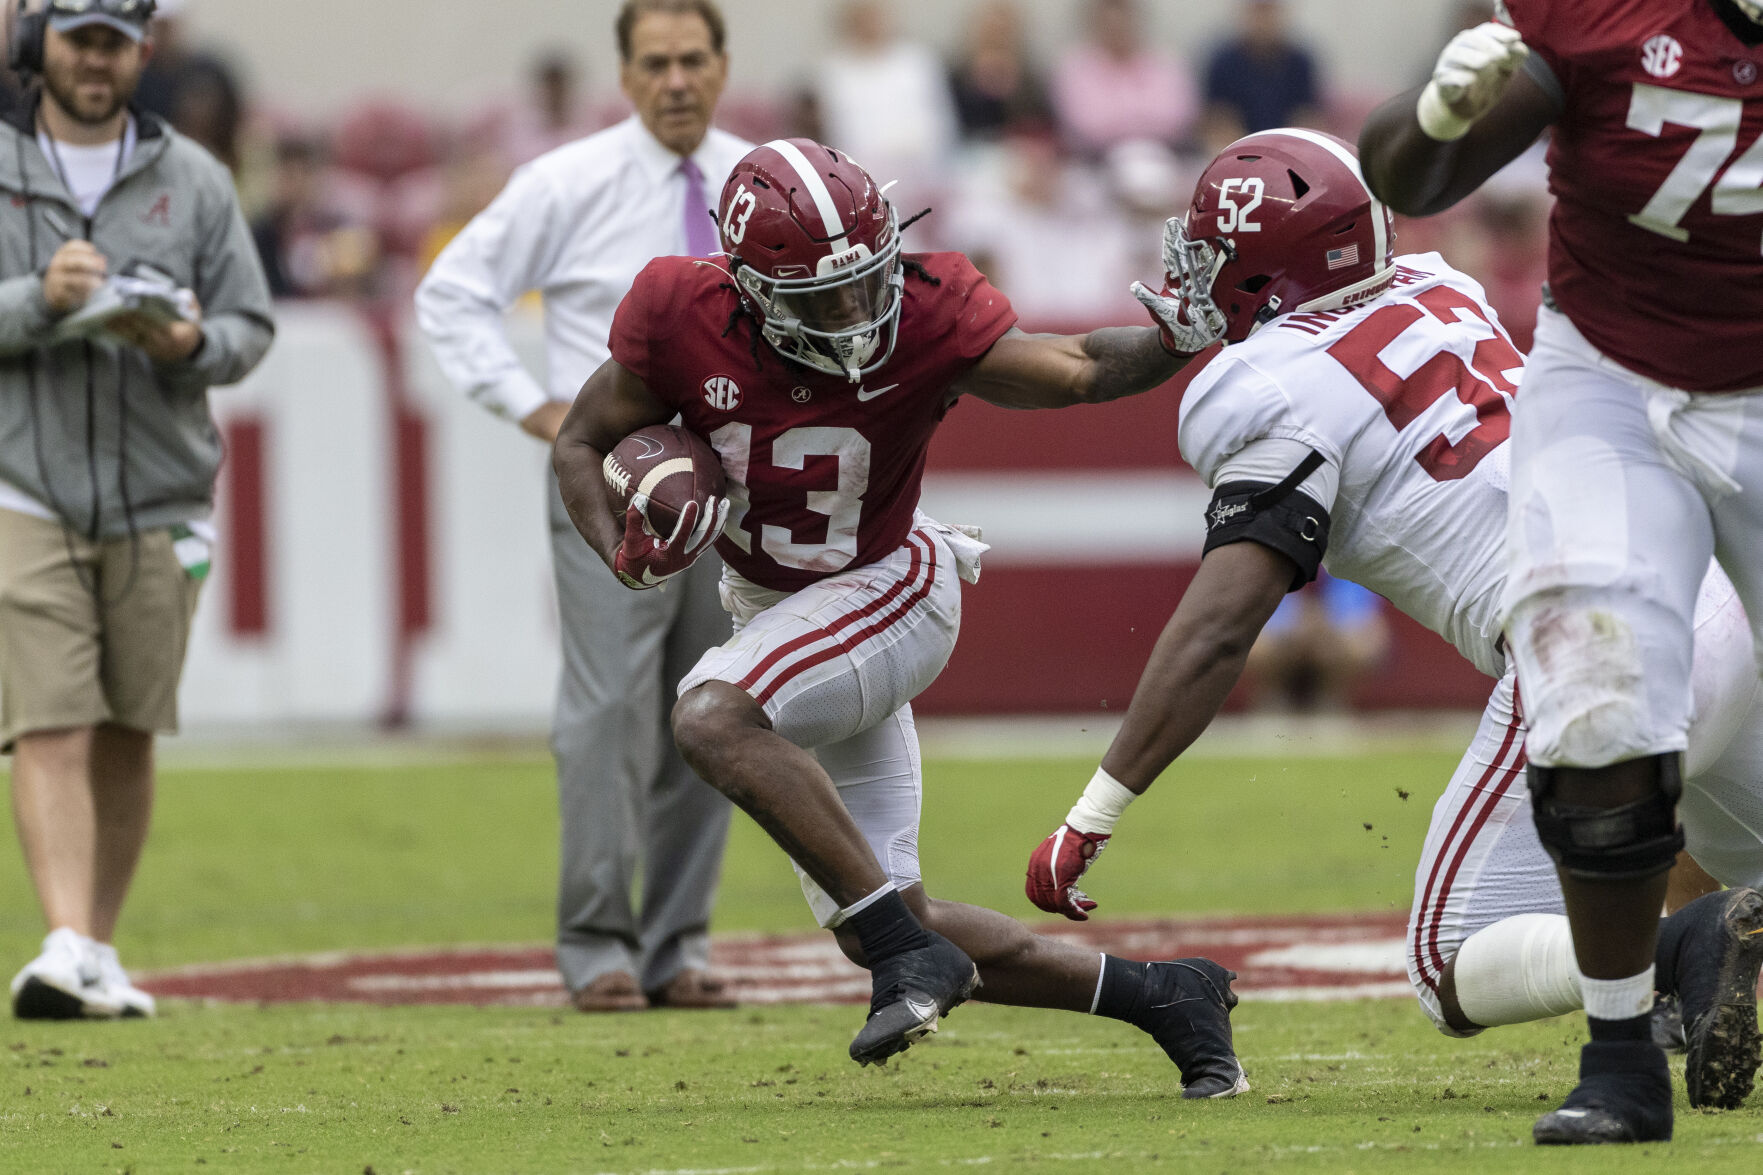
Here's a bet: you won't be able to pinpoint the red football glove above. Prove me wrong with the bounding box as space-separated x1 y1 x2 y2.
613 491 727 590
1025 824 1112 921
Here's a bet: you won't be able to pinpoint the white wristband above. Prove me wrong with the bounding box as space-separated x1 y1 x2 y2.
1416 81 1474 142
1064 767 1138 835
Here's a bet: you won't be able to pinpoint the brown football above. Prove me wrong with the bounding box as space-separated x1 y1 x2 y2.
602 424 726 539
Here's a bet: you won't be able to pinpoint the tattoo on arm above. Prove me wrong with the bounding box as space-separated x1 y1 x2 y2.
1081 326 1183 403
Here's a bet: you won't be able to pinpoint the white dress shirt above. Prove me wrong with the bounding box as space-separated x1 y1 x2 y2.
415 115 753 423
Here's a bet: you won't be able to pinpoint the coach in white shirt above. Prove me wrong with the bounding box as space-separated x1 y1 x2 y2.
416 0 752 1012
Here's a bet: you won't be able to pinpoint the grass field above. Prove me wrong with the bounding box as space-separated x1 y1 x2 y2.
2 737 1761 1171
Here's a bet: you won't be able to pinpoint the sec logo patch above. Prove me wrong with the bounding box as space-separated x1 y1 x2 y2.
703 375 743 411
1640 34 1682 79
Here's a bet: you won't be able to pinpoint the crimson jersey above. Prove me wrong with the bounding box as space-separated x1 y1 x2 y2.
609 252 1017 592
1500 0 1763 390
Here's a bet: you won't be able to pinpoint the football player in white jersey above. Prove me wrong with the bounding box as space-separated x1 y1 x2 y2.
1022 129 1763 1114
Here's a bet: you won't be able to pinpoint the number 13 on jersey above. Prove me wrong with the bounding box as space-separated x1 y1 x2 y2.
709 423 873 573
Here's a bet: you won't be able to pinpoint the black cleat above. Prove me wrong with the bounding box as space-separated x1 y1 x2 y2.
848 930 979 1067
1131 958 1249 1098
1669 886 1763 1109
1649 993 1686 1054
1534 1041 1672 1145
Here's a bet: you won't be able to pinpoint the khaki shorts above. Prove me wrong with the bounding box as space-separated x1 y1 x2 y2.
0 509 204 749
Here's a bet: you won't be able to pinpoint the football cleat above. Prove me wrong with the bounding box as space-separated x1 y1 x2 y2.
1649 993 1686 1054
1130 958 1250 1098
1667 886 1763 1109
1533 1041 1672 1144
849 930 979 1067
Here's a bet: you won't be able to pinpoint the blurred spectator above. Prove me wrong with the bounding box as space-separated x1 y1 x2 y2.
1104 137 1192 284
783 85 824 143
133 0 246 170
946 0 1051 142
0 51 20 118
946 126 1137 325
250 135 380 299
1051 0 1198 159
416 121 517 275
1243 573 1390 713
501 51 600 164
812 0 957 209
1200 0 1323 150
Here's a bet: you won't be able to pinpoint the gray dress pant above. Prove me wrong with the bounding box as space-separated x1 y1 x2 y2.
547 474 733 994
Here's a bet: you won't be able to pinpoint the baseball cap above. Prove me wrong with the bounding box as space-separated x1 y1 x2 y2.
46 0 157 43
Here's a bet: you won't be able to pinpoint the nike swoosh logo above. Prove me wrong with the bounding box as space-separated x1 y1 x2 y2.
904 997 939 1023
856 382 900 402
633 435 665 459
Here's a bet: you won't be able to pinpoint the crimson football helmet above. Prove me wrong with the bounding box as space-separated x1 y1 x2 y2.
1168 128 1396 344
716 138 904 381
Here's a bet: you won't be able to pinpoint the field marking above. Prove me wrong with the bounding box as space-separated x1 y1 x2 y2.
138 912 1415 1009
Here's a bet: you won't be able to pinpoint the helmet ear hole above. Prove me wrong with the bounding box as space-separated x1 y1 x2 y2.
1237 274 1272 294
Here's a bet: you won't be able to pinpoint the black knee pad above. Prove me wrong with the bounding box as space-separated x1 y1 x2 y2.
1528 753 1684 881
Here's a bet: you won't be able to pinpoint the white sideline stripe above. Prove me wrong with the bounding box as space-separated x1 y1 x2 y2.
1245 981 1415 1002
918 471 1209 564
1246 939 1408 974
348 969 560 992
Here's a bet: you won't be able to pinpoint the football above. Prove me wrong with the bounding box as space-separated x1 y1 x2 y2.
602 424 726 540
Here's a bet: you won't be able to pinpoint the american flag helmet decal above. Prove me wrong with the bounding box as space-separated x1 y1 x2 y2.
1326 243 1360 270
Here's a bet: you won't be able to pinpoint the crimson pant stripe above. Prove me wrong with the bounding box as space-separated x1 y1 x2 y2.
754 535 941 706
736 531 935 703
1410 695 1528 994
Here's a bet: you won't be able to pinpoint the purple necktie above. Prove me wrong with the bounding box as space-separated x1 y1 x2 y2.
680 157 716 257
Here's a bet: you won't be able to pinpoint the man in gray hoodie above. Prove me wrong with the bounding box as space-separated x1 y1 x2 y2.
0 0 272 1019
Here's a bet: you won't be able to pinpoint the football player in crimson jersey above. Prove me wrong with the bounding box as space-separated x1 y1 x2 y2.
1025 126 1763 1141
1358 0 1763 1145
553 138 1247 1090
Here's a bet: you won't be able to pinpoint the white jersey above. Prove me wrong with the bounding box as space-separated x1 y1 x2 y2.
1180 254 1522 678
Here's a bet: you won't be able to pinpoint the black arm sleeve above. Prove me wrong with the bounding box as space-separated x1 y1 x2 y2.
1201 451 1331 591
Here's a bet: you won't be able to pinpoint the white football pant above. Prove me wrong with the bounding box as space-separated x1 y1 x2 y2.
679 514 984 927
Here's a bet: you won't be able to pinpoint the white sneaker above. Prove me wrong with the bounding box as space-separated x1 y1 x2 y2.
91 942 156 1018
10 928 124 1020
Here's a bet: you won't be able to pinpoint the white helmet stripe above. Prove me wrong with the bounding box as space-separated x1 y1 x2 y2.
763 139 851 253
1252 127 1389 265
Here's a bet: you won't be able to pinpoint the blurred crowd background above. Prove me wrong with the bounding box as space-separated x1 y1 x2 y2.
0 0 1555 721
1 0 1551 350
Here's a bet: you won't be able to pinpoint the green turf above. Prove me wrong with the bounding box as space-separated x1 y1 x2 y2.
3 746 1760 1171
3 999 1758 1173
0 750 1449 968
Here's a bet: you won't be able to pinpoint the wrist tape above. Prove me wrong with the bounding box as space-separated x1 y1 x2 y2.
1064 767 1137 835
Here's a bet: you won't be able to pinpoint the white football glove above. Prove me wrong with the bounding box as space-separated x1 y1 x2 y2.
1417 21 1529 142
1130 217 1229 356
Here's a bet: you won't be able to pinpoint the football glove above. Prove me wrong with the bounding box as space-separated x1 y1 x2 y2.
1131 216 1229 356
1417 21 1529 142
612 491 728 590
1025 824 1111 921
